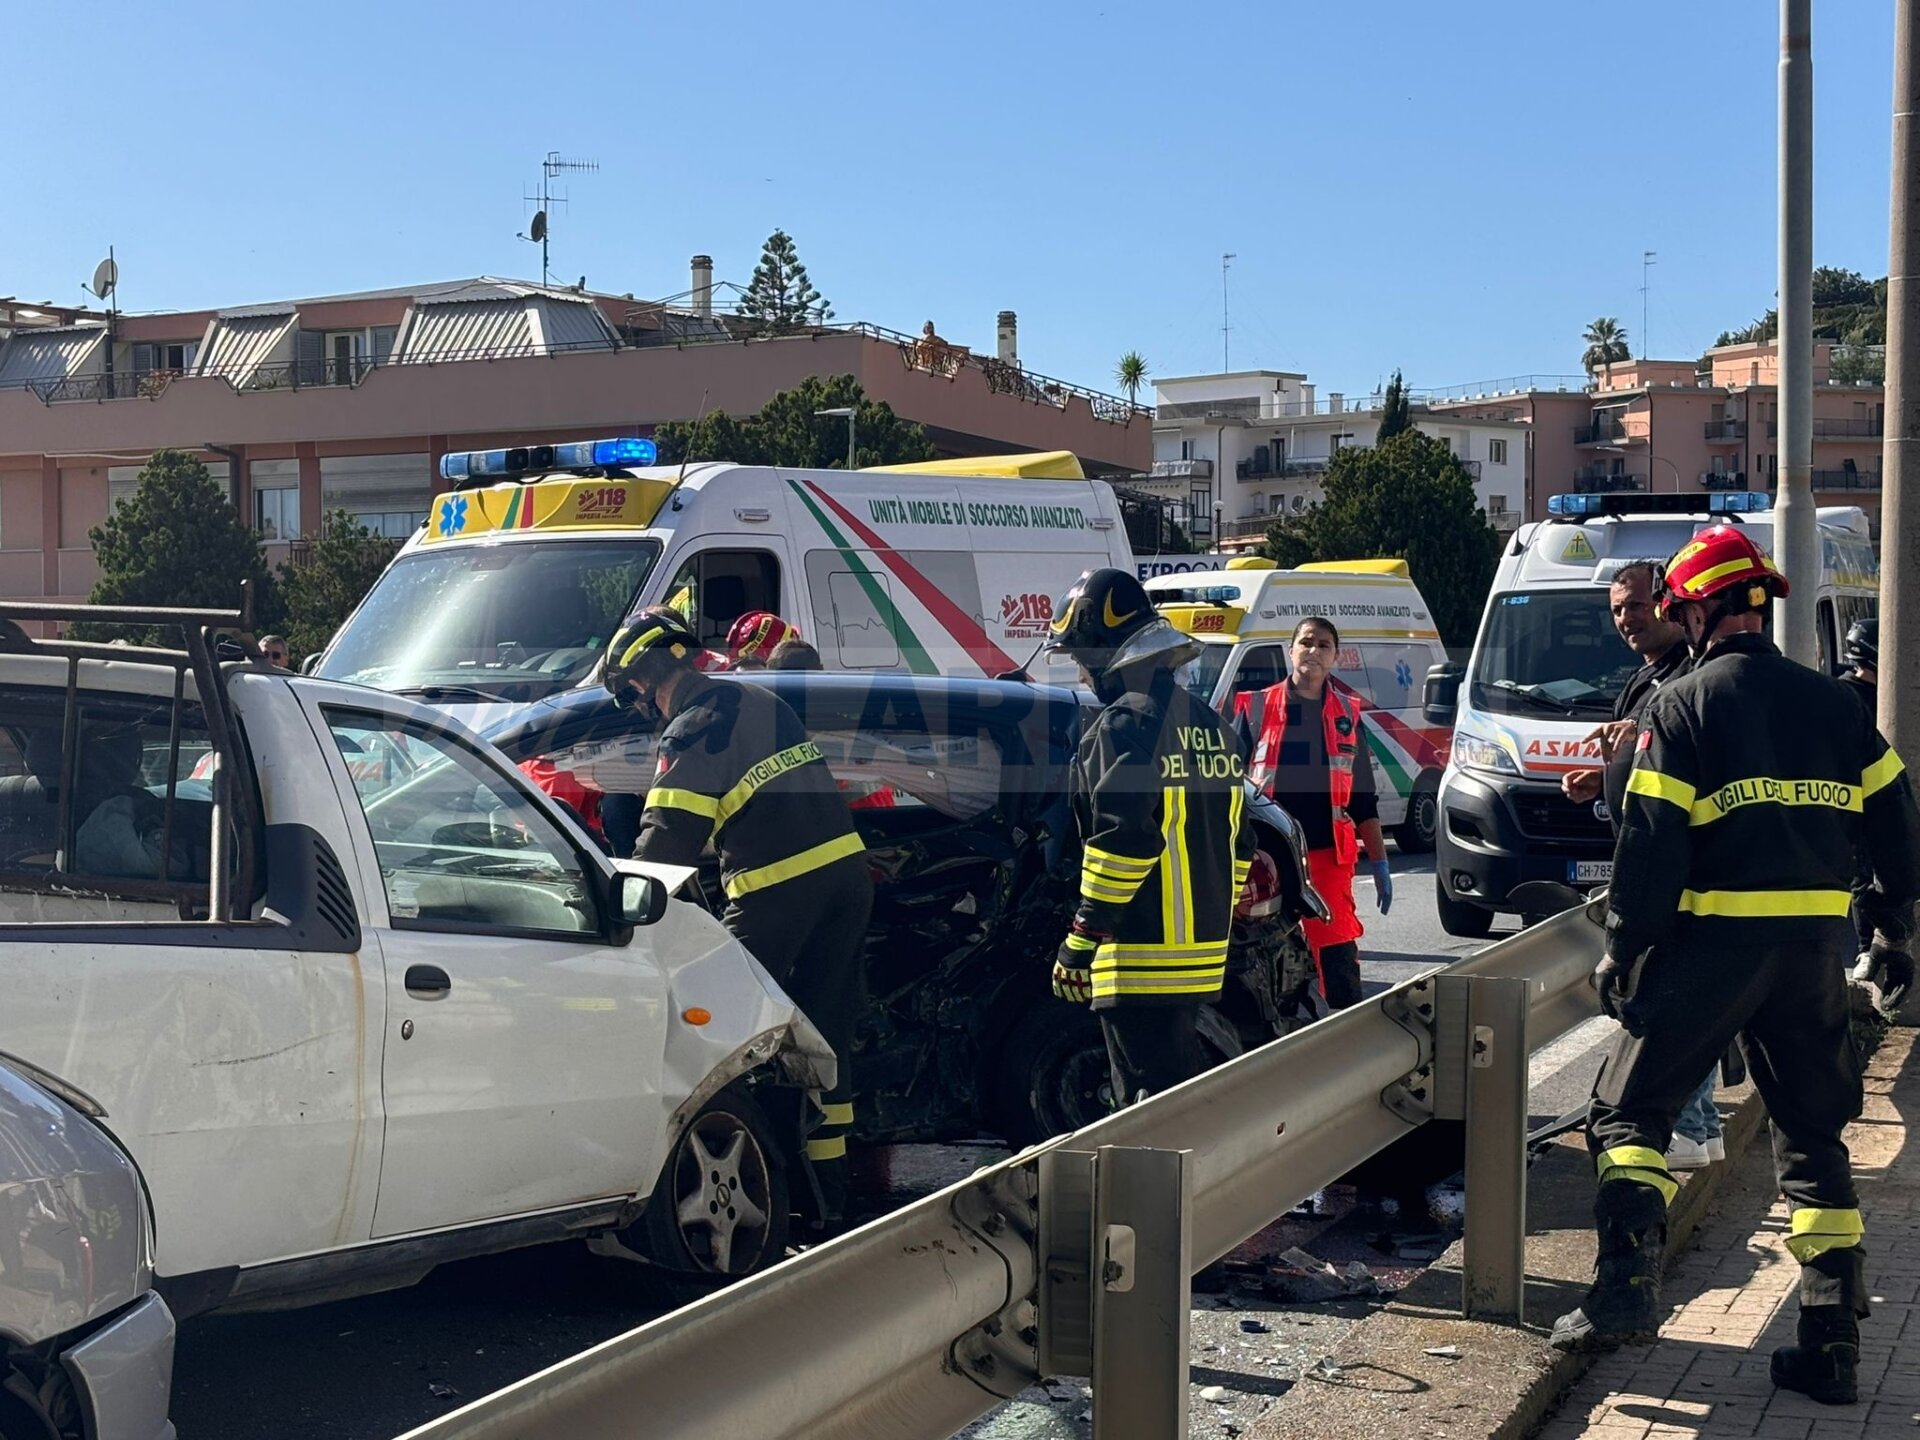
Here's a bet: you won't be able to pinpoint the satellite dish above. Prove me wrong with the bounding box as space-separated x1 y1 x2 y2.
529 211 548 243
89 256 118 300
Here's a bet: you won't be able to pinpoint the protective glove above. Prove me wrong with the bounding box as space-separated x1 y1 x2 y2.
1369 859 1393 914
1052 933 1097 1005
1593 950 1647 1036
1856 938 1913 1019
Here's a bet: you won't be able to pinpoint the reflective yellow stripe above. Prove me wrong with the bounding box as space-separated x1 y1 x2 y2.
1096 941 1232 965
1596 1146 1678 1204
1688 557 1761 591
1064 931 1098 955
645 787 720 819
1677 888 1852 918
819 1102 855 1127
714 742 826 828
1161 786 1193 945
1626 768 1697 812
806 1136 848 1161
724 830 867 899
619 626 666 668
1688 775 1862 826
1863 747 1906 798
1083 846 1156 881
1080 874 1140 904
1094 972 1225 998
1785 1206 1864 1263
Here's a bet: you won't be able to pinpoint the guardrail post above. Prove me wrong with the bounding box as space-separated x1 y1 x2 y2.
1039 1146 1192 1439
1437 974 1530 1320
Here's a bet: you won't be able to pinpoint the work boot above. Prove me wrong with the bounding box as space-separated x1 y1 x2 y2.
1551 1181 1668 1351
1770 1306 1859 1405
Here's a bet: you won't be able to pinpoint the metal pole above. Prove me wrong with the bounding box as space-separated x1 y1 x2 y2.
1091 1147 1190 1440
1221 253 1235 372
1883 0 1920 769
846 413 856 471
1775 0 1819 664
1458 977 1530 1320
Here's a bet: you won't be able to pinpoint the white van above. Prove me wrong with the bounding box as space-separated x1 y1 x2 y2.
1143 557 1453 850
313 442 1136 717
1428 490 1879 937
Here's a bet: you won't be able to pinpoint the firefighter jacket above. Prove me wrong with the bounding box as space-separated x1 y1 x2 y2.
1607 632 1920 963
1071 669 1256 1007
1234 682 1377 863
634 677 866 903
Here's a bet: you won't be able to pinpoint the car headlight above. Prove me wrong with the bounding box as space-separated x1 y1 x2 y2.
1452 731 1519 776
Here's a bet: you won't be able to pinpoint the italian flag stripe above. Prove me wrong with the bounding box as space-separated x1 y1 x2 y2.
785 481 938 674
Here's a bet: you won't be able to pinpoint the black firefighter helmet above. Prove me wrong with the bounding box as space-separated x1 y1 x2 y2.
1046 567 1197 694
1844 616 1878 671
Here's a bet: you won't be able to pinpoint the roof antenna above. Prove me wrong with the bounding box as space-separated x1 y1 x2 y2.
674 389 711 493
517 151 597 288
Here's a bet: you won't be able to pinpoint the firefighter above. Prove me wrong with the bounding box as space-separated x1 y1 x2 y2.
602 606 872 1233
1838 619 1915 1015
1551 526 1920 1410
726 610 799 671
1235 617 1391 1012
1046 568 1255 1102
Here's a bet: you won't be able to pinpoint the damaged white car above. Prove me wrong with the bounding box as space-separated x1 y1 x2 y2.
0 603 833 1323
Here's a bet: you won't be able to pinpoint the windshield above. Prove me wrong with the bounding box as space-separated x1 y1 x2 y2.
1173 643 1231 707
317 538 660 702
1468 589 1638 718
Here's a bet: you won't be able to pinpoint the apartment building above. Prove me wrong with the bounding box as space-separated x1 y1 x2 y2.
1432 340 1885 531
0 264 1150 605
1141 370 1527 548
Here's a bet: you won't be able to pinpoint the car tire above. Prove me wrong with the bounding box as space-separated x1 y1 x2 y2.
636 1082 790 1287
0 1370 60 1440
987 1001 1114 1147
1436 884 1496 939
1393 772 1441 853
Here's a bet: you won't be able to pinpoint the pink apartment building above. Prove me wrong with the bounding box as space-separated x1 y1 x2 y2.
1432 339 1885 533
0 267 1150 605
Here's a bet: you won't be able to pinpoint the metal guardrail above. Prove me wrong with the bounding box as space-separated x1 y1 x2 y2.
398 900 1605 1440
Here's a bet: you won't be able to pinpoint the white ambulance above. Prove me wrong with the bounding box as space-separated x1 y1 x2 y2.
312 441 1136 717
1429 490 1880 937
1143 557 1454 850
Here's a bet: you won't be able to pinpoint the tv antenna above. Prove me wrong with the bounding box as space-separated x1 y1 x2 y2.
1221 252 1236 371
519 151 598 287
1639 250 1657 359
85 247 119 379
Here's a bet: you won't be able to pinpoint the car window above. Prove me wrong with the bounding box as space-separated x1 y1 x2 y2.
0 688 214 892
1225 644 1291 703
809 723 1005 820
663 549 782 649
326 710 599 936
1354 643 1430 713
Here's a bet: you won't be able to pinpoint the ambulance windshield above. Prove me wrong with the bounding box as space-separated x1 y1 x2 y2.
316 538 660 702
1469 590 1637 718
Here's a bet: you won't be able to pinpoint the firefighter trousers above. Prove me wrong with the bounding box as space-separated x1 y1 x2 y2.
1098 1003 1208 1105
1589 930 1863 1219
722 853 873 1222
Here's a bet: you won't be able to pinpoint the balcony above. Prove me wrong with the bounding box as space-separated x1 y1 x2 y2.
1150 458 1213 481
1573 418 1626 445
1237 455 1333 480
26 368 183 402
1703 419 1748 442
1813 417 1884 439
1571 469 1641 494
1158 398 1261 422
1219 515 1277 540
243 355 376 391
1811 468 1881 491
1699 471 1749 490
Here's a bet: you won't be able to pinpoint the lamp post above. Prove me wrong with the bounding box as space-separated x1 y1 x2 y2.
815 407 857 469
1597 445 1680 491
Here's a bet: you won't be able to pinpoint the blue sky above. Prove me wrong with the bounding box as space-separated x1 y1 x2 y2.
5 0 1898 400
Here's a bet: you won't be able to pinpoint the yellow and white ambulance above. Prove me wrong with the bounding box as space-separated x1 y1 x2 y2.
1142 557 1453 850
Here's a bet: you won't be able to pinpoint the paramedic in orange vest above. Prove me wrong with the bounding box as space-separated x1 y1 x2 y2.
1236 616 1392 1010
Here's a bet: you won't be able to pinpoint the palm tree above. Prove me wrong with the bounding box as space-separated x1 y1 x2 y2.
1582 318 1631 377
1115 351 1150 406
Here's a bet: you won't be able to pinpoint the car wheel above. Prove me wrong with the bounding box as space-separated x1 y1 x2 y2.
1436 884 1496 939
988 1001 1114 1147
1393 772 1441 853
640 1083 790 1282
0 1370 60 1440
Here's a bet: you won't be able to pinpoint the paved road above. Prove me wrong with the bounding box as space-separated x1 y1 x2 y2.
169 858 1620 1440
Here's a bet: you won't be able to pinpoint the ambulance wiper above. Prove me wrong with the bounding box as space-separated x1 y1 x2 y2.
1491 678 1606 718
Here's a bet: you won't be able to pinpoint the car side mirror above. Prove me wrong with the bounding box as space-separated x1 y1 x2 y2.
300 652 322 675
615 872 669 928
1423 662 1464 726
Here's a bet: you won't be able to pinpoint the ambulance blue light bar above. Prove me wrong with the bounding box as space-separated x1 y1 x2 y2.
438 437 658 483
1546 490 1772 519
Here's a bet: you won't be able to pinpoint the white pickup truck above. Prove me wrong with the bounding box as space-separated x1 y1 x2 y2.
0 602 832 1323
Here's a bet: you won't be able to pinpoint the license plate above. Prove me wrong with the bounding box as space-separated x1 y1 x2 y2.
1570 860 1613 883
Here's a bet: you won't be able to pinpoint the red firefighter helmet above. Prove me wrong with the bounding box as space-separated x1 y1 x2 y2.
1657 524 1788 620
725 611 796 666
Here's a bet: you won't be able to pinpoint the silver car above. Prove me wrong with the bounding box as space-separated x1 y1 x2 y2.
0 1055 174 1440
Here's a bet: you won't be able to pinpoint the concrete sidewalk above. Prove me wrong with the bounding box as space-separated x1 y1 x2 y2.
1537 1027 1919 1439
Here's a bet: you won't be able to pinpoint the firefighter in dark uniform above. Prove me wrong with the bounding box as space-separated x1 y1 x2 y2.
1046 569 1255 1102
602 607 873 1231
1836 619 1915 1013
1552 527 1920 1409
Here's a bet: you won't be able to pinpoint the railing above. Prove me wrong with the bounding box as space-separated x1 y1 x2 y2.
243 355 377 391
279 534 406 569
25 368 181 402
1699 470 1749 490
1572 472 1641 493
400 904 1606 1440
1157 398 1261 422
1150 459 1213 480
1426 373 1590 400
1218 515 1277 539
1811 468 1882 490
1573 418 1626 444
1703 419 1747 441
1813 416 1884 438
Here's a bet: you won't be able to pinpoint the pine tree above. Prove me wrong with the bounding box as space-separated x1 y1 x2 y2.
1376 368 1413 439
738 229 832 335
80 450 280 643
277 511 397 659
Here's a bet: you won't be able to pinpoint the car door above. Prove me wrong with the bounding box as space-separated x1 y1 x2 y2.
311 703 670 1238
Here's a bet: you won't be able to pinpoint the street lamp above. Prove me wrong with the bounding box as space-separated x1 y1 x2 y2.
815 406 857 470
1596 444 1681 491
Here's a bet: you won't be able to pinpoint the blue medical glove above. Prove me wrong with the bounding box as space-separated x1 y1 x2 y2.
1370 858 1393 914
